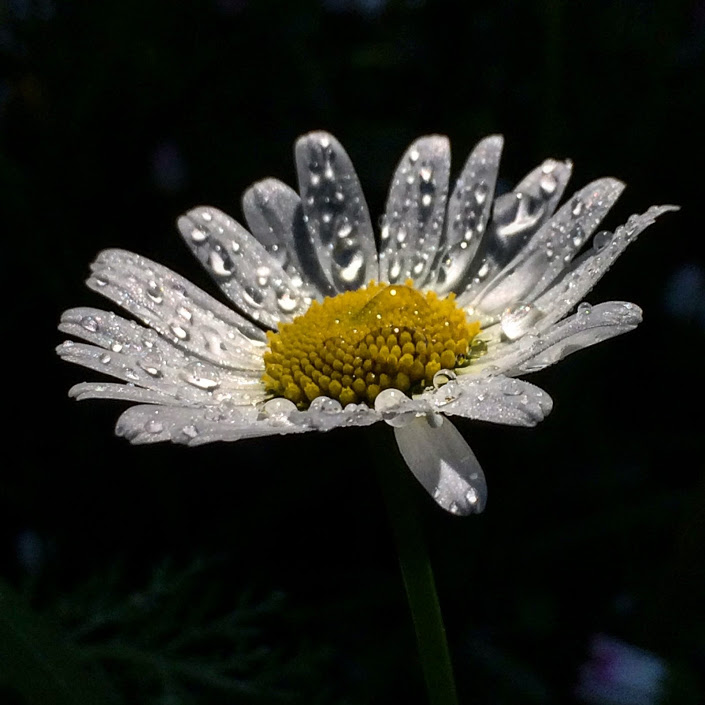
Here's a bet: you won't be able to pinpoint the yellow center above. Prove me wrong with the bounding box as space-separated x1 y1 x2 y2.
263 282 482 408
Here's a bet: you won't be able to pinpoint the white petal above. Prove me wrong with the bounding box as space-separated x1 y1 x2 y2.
68 382 178 405
533 205 678 329
394 416 487 515
57 337 265 407
241 178 323 299
379 136 450 286
295 132 378 292
430 135 503 295
115 400 379 446
426 374 553 426
177 206 311 327
88 249 267 368
457 157 573 306
467 178 624 316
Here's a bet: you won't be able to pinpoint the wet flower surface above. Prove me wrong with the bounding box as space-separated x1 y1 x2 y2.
57 132 675 515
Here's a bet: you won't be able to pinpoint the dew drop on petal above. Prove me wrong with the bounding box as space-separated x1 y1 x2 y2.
309 397 343 413
264 398 297 418
433 368 457 388
145 420 164 434
500 302 543 340
578 301 592 316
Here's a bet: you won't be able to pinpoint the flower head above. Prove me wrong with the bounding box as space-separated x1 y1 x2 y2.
57 132 675 515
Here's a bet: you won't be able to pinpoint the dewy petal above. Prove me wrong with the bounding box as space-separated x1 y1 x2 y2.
373 374 552 427
511 301 642 374
429 135 503 295
88 249 267 368
57 331 264 407
533 205 679 330
177 206 311 327
59 307 264 382
68 382 179 405
241 178 323 300
379 135 450 286
467 178 624 316
456 157 573 307
115 400 379 446
394 416 487 516
425 374 553 426
295 131 378 292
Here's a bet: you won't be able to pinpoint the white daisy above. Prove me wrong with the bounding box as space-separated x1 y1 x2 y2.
57 132 675 516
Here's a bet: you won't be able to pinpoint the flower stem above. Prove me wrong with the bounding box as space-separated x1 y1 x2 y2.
374 430 459 705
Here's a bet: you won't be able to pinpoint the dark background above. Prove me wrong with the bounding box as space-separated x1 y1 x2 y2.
1 1 704 703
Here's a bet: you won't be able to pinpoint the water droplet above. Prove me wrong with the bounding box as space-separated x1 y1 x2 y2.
465 487 479 506
571 197 584 217
256 265 270 287
264 397 296 418
578 301 592 316
170 322 190 340
474 181 489 205
276 290 299 313
111 342 123 353
493 192 545 238
125 368 140 381
81 316 98 332
177 306 192 321
309 396 342 413
146 280 163 304
145 419 163 434
181 425 198 439
396 227 407 244
592 230 611 251
93 277 108 287
190 227 208 243
138 359 162 377
500 302 543 340
421 193 432 207
184 372 220 390
409 149 420 163
243 285 265 307
374 388 416 427
539 173 557 194
100 353 111 364
201 211 212 222
433 369 457 388
209 247 234 277
502 379 523 396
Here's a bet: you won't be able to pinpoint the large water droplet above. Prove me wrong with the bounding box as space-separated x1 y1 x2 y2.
209 247 234 277
374 388 416 427
500 302 543 340
433 368 457 388
81 316 98 332
592 230 612 251
146 280 163 304
493 192 545 238
309 396 342 413
264 397 296 419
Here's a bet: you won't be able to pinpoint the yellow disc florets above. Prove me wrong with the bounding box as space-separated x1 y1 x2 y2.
263 282 482 408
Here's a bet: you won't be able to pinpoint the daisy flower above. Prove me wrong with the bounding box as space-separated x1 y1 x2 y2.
57 132 675 515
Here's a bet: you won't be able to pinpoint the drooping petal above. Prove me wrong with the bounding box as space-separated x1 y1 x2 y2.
394 415 487 516
177 206 312 327
533 205 678 329
87 249 267 367
456 157 573 307
379 136 450 286
465 178 625 316
429 135 503 295
241 178 323 299
295 131 378 292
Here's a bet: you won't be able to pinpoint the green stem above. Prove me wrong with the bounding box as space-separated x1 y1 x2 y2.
374 430 459 705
